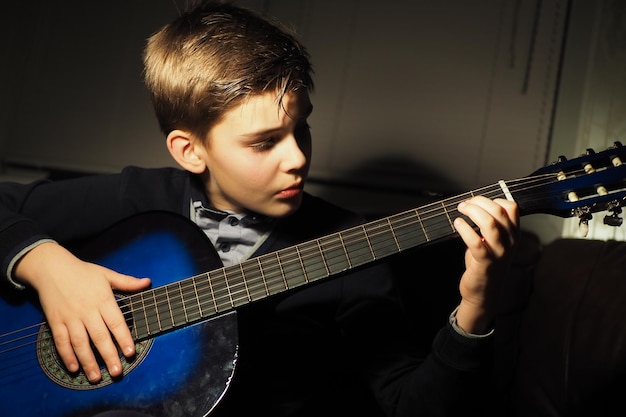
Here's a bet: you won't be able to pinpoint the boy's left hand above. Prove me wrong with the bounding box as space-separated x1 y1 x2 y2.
453 196 519 334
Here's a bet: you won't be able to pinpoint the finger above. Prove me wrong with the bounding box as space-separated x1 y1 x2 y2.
49 324 80 374
66 321 104 383
454 216 491 256
108 272 151 292
470 197 519 234
101 296 137 358
102 271 150 358
83 314 123 380
457 198 517 251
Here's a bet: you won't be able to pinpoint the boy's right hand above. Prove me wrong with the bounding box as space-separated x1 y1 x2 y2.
14 242 151 383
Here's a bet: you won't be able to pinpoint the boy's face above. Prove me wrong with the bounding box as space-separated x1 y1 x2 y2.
196 89 313 218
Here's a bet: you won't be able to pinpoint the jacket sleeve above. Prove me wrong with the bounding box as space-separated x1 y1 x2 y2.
0 179 59 287
0 167 190 289
266 193 495 416
336 261 494 417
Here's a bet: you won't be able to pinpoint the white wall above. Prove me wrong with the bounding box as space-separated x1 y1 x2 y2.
521 0 626 243
4 0 603 242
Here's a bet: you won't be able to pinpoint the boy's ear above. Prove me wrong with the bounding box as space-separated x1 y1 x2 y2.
166 130 206 174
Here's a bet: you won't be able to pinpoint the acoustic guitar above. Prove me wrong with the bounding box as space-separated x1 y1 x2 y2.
2 143 626 416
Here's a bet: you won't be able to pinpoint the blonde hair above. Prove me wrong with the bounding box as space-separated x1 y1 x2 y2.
143 1 314 140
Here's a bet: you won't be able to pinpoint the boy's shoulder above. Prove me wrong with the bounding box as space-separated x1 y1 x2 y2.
119 165 191 188
121 165 188 178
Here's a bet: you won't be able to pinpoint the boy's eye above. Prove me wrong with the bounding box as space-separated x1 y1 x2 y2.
252 137 277 152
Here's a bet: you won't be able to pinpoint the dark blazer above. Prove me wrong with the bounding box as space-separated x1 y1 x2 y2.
0 166 493 417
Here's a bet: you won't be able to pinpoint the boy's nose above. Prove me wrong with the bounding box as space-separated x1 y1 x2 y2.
281 136 309 171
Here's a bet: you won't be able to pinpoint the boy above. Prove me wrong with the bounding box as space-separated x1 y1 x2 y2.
0 1 518 416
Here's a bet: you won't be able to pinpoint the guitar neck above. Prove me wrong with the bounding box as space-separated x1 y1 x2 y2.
123 137 626 342
126 182 509 341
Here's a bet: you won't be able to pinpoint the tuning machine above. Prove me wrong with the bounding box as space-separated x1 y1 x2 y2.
574 207 592 237
603 201 623 227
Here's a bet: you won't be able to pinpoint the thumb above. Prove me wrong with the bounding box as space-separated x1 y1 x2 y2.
106 270 151 292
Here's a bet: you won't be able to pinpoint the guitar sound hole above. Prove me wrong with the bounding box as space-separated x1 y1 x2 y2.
36 296 153 390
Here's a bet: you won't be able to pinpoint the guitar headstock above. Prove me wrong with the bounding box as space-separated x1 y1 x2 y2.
512 142 626 229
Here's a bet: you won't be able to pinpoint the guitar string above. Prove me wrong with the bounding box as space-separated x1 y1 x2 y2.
111 167 621 330
0 172 566 358
116 182 509 336
0 168 614 368
0 171 575 361
121 173 561 326
162 178 519 313
0 174 540 356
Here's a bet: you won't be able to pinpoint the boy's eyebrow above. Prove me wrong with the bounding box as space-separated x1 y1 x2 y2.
242 103 313 138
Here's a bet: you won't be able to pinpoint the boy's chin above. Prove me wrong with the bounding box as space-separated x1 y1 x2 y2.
268 195 303 218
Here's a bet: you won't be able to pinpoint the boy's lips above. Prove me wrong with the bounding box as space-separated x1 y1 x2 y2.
277 183 303 198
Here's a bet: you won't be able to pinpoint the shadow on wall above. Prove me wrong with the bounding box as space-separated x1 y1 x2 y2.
306 154 463 219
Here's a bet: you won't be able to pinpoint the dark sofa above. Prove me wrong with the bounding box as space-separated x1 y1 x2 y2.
391 232 626 417
507 237 626 416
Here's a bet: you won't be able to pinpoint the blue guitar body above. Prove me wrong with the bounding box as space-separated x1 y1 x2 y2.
0 212 238 417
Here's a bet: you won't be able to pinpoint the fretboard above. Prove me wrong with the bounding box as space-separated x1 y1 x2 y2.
127 183 507 341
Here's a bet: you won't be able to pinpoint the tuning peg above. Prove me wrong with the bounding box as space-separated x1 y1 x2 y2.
603 202 623 227
604 212 623 227
574 207 592 237
609 142 624 166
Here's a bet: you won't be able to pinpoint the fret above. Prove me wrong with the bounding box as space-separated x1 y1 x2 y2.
203 271 218 314
165 283 184 327
413 201 454 243
256 257 270 296
318 234 349 274
194 274 219 318
129 293 148 339
277 247 309 289
366 218 400 258
414 209 429 242
341 226 375 268
153 286 172 331
223 265 241 307
298 240 329 282
391 210 429 250
362 225 377 259
207 268 234 312
276 252 288 289
176 281 189 323
181 278 203 322
295 246 309 284
237 263 252 303
144 290 160 335
441 201 454 231
337 234 352 268
239 260 265 301
128 293 146 340
444 194 472 231
257 252 289 295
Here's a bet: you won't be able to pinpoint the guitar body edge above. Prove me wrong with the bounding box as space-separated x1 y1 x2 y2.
0 211 238 417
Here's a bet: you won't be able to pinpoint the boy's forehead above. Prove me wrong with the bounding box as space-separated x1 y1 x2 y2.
235 90 311 123
210 89 312 140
